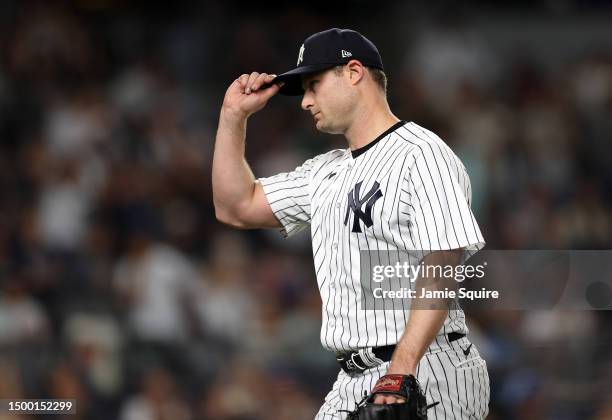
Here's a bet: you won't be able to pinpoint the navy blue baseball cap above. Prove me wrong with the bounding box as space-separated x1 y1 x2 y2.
274 28 384 96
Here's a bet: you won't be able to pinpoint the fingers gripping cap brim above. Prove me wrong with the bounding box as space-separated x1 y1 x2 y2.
273 64 336 96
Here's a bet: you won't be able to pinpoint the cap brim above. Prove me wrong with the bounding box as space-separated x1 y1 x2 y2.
273 63 337 96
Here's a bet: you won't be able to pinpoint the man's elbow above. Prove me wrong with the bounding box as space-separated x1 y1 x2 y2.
214 205 250 229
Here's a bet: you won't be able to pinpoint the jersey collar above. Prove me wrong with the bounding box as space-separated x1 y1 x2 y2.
350 120 407 159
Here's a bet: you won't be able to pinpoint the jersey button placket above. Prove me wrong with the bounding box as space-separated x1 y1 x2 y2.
333 195 341 248
329 163 345 312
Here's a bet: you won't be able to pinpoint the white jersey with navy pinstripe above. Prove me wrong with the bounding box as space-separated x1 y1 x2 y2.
259 121 485 352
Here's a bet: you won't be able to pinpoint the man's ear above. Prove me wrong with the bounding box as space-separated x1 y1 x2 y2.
346 60 365 86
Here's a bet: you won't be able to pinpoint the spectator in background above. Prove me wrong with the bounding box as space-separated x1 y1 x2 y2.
112 225 202 344
0 278 49 346
63 313 124 399
194 232 257 345
0 359 26 406
47 361 93 420
120 367 192 420
406 13 500 115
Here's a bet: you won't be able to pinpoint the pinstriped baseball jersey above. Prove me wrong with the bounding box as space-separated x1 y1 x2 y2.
259 120 485 352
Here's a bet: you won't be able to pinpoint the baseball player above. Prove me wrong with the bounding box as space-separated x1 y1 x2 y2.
212 28 490 419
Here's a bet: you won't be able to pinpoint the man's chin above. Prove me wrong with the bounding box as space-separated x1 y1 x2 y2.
315 121 342 134
314 121 327 132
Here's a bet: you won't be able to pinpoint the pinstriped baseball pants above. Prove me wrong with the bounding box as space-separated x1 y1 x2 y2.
315 338 490 420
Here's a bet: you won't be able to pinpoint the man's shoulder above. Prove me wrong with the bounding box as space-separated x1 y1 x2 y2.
307 148 348 167
396 123 471 182
396 122 461 161
313 147 347 161
396 122 445 147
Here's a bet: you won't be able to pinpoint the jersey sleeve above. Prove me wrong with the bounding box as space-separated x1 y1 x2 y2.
405 144 485 258
258 157 317 237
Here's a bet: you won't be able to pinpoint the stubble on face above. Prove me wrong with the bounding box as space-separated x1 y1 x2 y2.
304 68 355 135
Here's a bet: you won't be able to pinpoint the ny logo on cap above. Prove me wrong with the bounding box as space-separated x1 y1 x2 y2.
297 44 305 65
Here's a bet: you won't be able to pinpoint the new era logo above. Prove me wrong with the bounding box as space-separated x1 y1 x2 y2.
341 50 352 58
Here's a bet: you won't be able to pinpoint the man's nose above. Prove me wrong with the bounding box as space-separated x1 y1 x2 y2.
301 91 313 111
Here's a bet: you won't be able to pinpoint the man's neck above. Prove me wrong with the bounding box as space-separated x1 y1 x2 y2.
344 104 400 151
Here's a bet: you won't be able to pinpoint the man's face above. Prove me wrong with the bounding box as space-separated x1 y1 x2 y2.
300 67 356 134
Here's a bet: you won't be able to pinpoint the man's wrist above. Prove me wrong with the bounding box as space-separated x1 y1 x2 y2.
386 361 417 376
220 106 248 124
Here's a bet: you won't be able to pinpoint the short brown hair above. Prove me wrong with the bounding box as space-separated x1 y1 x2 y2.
368 67 388 95
333 65 388 95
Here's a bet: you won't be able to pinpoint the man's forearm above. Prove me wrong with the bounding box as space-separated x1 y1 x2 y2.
387 249 463 375
212 110 258 223
387 308 448 375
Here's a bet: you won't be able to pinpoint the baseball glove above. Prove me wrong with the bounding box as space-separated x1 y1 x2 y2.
342 374 438 420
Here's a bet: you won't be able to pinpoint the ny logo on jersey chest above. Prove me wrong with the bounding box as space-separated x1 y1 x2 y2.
344 181 383 233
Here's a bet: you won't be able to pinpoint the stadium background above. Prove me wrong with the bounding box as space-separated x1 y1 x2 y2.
0 1 611 419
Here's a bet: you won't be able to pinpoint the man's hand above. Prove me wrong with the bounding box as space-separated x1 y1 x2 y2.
373 394 406 405
373 365 413 403
222 72 282 120
346 375 430 419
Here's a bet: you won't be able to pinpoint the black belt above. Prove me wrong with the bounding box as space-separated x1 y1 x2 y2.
336 332 466 376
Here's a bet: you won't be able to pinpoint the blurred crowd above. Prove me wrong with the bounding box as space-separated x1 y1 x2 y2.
0 2 611 419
